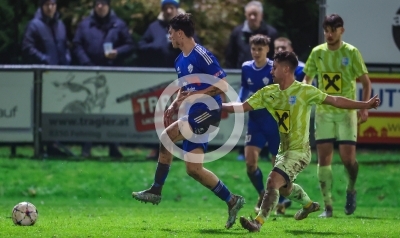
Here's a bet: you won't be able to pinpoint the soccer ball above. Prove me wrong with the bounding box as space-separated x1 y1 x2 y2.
12 202 38 226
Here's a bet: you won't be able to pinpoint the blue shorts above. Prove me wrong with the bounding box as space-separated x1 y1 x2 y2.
245 118 280 156
180 108 222 153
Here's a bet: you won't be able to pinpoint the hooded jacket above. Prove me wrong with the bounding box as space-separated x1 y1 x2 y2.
22 8 71 65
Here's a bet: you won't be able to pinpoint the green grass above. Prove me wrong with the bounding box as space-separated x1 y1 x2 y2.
0 147 400 237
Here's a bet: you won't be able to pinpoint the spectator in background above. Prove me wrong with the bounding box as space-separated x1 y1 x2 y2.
137 0 200 160
22 0 73 157
73 0 135 158
230 1 278 162
274 37 305 82
137 0 200 68
225 0 278 69
22 0 70 65
73 0 135 66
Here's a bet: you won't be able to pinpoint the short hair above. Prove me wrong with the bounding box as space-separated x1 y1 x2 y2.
323 14 344 31
245 1 263 13
249 34 270 46
273 51 298 71
169 13 195 37
274 37 292 46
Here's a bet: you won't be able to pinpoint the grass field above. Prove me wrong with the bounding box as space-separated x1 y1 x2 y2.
0 146 399 237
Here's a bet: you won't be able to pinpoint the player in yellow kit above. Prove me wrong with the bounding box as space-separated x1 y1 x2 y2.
222 51 379 232
303 14 372 217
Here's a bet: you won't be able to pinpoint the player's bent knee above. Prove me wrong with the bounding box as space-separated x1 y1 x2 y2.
186 165 201 179
245 159 257 172
160 131 172 145
267 171 289 189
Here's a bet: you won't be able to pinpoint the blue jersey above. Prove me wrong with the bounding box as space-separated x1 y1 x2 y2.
295 61 305 82
175 44 226 113
240 59 274 122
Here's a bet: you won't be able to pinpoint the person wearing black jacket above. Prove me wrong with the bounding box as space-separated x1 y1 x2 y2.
225 1 278 69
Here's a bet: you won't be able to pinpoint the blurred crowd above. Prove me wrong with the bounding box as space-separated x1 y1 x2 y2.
22 0 304 159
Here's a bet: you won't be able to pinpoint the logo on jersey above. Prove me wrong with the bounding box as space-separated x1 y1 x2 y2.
176 67 181 74
262 77 270 85
187 87 196 92
322 72 342 94
214 70 223 77
342 57 349 66
275 110 290 133
188 64 193 73
289 96 296 105
247 78 253 85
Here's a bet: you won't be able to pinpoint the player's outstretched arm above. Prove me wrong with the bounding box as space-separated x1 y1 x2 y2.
322 95 380 110
222 102 254 113
195 78 228 97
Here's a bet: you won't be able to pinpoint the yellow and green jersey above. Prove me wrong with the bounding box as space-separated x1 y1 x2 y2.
303 42 368 114
247 81 327 153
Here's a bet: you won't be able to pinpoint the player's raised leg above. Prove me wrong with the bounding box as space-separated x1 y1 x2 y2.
240 170 284 232
184 147 245 229
132 120 184 205
267 128 291 215
240 153 320 232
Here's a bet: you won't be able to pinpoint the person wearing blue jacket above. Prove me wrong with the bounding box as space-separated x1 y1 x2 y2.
22 0 74 158
73 0 135 66
22 0 71 65
73 0 135 158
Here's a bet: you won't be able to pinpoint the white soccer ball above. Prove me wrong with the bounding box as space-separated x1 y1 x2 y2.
12 202 38 226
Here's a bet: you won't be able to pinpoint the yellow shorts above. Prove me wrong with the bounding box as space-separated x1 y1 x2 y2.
315 112 357 144
273 149 312 184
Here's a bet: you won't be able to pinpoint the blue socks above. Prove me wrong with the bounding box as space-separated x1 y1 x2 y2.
247 167 265 194
211 180 231 202
152 162 170 188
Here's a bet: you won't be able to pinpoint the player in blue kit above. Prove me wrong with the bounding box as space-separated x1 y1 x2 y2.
237 34 280 214
132 13 245 229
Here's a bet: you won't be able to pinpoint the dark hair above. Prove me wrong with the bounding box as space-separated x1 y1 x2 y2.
323 14 344 31
169 13 195 37
273 51 298 71
249 34 271 46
